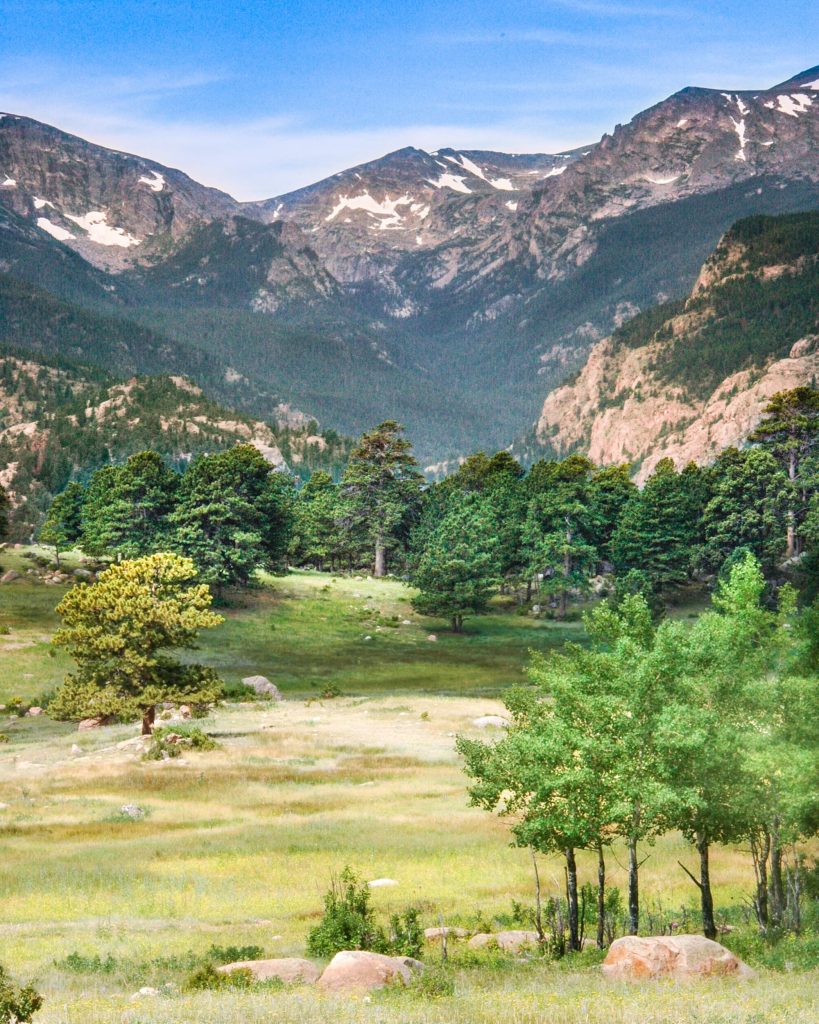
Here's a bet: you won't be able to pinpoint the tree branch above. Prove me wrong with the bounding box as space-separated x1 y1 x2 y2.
677 860 702 890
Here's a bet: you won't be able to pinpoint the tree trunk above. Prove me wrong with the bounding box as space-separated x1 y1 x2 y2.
565 847 580 952
374 540 386 578
141 705 156 736
770 823 785 928
597 842 606 949
628 836 639 935
526 578 532 602
750 830 770 932
697 834 717 941
532 850 545 944
786 452 797 557
452 614 463 633
54 548 61 568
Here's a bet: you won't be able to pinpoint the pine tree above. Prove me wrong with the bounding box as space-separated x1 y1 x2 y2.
750 387 819 556
611 459 707 591
39 482 86 566
291 471 340 570
171 444 294 591
340 421 423 577
411 495 500 632
49 553 223 734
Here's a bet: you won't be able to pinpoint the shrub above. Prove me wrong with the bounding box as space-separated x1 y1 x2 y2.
0 963 43 1023
207 945 263 965
409 964 455 998
306 867 386 958
387 907 423 959
183 963 253 992
143 726 218 761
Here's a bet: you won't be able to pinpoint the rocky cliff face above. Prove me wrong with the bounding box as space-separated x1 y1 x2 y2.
532 211 819 480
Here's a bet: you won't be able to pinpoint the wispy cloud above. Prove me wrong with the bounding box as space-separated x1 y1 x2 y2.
546 0 686 16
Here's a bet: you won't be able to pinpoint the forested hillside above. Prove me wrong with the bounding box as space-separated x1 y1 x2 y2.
0 349 352 538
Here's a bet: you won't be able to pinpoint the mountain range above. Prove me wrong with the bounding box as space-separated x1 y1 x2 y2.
1 64 818 475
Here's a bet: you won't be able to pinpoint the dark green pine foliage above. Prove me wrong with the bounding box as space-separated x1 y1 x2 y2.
611 459 709 590
0 484 9 542
523 455 602 616
589 464 638 564
290 470 341 571
81 451 179 559
700 448 790 572
411 493 500 633
38 481 85 563
339 420 423 577
750 387 819 557
172 444 295 590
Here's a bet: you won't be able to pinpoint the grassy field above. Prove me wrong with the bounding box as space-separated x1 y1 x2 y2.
0 549 816 1023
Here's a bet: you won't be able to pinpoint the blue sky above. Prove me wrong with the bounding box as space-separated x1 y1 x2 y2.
0 1 815 199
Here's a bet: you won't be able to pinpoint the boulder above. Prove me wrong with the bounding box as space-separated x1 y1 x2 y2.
317 951 423 994
130 986 159 999
78 716 108 731
27 706 43 716
427 634 437 642
217 958 320 985
472 716 509 729
178 705 192 720
424 926 470 943
367 878 398 888
0 570 20 584
242 675 284 700
602 935 755 981
468 930 540 952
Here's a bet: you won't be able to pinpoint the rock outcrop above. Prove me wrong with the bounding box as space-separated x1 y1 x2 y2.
217 958 320 985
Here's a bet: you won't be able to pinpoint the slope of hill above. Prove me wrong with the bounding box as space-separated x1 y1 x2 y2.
528 210 819 480
0 349 353 538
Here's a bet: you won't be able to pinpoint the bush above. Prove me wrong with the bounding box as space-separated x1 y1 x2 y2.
387 907 423 959
409 964 455 998
207 945 263 965
143 726 218 761
0 963 43 1023
183 963 253 992
306 867 386 958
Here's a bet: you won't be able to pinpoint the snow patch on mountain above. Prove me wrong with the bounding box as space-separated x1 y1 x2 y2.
426 173 472 194
65 210 141 247
730 117 748 161
643 174 680 185
325 191 414 229
138 171 165 192
1 176 15 188
36 217 73 241
544 165 567 178
33 197 54 209
506 200 518 211
765 93 813 117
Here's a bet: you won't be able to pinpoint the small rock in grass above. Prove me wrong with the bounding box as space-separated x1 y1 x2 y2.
178 705 192 720
468 931 540 952
472 715 509 729
78 717 108 731
427 634 437 642
0 570 20 584
368 878 398 888
120 804 146 820
217 958 320 985
27 706 43 716
71 744 82 755
242 675 284 700
131 986 159 999
402 620 412 625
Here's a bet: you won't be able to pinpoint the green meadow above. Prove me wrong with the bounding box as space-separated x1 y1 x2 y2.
0 550 816 1023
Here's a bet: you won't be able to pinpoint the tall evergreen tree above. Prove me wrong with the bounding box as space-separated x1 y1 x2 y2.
523 456 601 617
750 387 819 556
0 484 9 543
411 494 500 632
291 471 340 570
172 444 294 591
340 421 423 577
39 481 85 565
700 448 789 571
611 459 708 591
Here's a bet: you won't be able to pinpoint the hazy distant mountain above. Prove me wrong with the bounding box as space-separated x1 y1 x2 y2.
0 66 817 461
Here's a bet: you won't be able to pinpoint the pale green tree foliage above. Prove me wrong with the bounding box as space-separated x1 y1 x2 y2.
50 553 223 734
